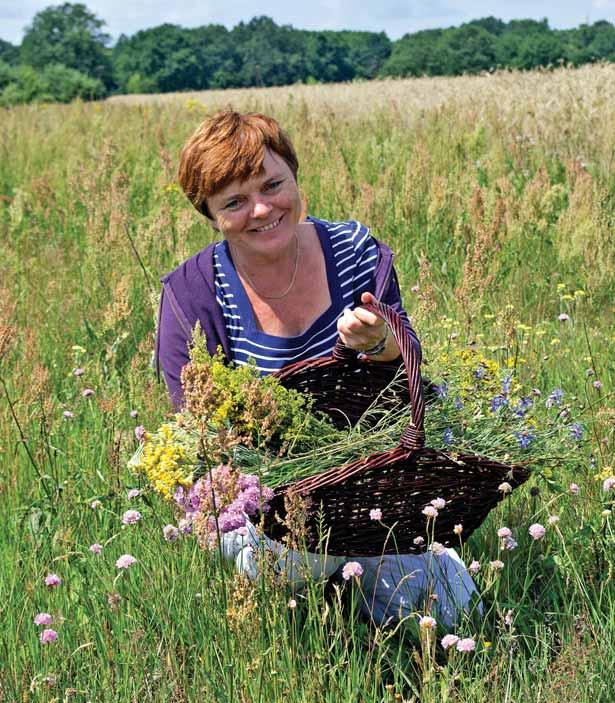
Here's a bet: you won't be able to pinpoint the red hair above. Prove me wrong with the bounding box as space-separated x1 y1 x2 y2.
178 111 299 218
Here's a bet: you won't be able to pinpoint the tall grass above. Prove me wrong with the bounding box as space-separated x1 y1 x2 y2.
0 64 613 701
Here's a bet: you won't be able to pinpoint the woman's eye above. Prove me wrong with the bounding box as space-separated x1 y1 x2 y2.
265 180 283 191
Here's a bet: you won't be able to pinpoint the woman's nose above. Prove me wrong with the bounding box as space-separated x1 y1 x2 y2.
251 199 272 218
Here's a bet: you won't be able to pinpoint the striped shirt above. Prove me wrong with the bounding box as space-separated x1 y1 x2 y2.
213 217 379 374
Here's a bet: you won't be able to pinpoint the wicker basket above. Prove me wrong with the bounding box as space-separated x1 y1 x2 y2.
264 300 530 557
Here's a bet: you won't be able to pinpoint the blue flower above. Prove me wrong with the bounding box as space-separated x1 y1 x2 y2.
513 431 535 449
569 423 583 441
502 374 513 395
475 366 486 380
514 396 533 418
546 388 564 408
491 395 508 412
435 382 448 399
443 427 453 445
454 396 464 410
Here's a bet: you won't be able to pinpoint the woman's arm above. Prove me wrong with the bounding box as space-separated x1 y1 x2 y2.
337 267 421 364
156 285 192 411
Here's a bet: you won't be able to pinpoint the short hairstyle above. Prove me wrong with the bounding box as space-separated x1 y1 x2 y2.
178 111 299 218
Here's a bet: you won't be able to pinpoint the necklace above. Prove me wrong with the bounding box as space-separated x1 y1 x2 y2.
231 233 300 300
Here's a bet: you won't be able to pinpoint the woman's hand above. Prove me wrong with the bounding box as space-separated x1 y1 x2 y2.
337 292 401 361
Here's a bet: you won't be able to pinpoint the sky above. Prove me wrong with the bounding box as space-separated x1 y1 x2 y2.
1 0 614 45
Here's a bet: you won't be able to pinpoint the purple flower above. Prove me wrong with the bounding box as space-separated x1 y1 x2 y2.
90 499 102 509
504 609 514 626
497 527 512 539
44 573 62 588
593 380 603 390
502 374 513 395
468 559 480 574
443 427 453 446
122 510 141 525
369 508 382 521
546 388 564 408
435 382 448 399
134 425 146 442
422 505 438 519
163 524 180 542
430 497 446 510
82 388 94 398
342 561 364 580
514 397 532 417
127 488 141 500
548 515 560 525
474 366 486 380
602 477 615 493
513 431 535 449
503 536 518 550
430 541 446 556
489 560 505 571
73 368 84 377
40 628 58 644
130 409 139 418
115 554 137 569
89 543 103 555
34 612 53 626
178 518 193 534
569 423 583 441
441 634 460 649
63 410 74 419
491 395 508 412
558 313 570 322
456 637 476 652
528 523 546 540
418 615 437 630
454 396 464 410
569 482 580 495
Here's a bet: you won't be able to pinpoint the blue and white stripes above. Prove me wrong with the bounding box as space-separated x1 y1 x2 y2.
214 217 378 374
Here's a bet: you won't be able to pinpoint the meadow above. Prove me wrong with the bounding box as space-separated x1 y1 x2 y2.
1 63 614 702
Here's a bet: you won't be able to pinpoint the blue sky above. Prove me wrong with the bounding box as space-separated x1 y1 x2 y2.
1 0 614 44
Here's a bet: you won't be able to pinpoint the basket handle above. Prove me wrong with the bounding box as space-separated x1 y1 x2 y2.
332 300 425 450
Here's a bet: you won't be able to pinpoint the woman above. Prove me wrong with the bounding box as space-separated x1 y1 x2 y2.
156 111 480 627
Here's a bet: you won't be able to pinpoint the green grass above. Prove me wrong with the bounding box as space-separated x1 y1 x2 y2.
0 66 614 701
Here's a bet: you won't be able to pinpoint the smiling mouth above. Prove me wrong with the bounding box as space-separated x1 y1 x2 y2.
253 214 283 232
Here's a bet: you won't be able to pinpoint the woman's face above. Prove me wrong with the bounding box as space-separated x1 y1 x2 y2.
206 148 302 261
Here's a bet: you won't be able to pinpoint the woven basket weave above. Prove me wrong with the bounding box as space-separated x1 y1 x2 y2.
264 300 529 557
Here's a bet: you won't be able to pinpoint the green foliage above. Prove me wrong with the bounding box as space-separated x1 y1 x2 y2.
1 68 615 701
20 2 112 89
0 38 19 65
182 328 338 454
5 7 615 102
0 62 104 105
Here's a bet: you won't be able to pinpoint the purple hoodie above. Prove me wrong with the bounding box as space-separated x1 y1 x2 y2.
156 234 420 409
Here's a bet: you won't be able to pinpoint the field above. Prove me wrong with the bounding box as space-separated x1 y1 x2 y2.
1 63 614 702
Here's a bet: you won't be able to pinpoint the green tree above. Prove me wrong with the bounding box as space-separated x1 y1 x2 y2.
441 24 498 74
0 39 19 65
113 23 235 93
335 31 391 79
380 29 450 77
0 62 104 106
20 3 112 89
231 17 306 87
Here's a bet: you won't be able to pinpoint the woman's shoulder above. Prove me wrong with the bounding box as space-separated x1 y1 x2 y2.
308 216 376 252
161 241 218 290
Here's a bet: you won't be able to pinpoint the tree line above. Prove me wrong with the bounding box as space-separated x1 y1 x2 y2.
1 3 614 105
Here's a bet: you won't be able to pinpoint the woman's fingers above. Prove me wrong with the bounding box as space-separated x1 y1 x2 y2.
337 307 386 349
